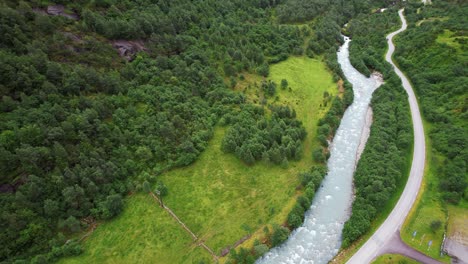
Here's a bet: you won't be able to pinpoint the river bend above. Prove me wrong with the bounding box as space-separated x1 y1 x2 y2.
257 37 382 264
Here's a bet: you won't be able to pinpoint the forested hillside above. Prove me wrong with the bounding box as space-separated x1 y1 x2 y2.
393 1 467 259
395 1 467 204
0 0 384 262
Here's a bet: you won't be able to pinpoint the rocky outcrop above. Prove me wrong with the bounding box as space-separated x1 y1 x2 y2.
33 5 79 20
112 40 147 61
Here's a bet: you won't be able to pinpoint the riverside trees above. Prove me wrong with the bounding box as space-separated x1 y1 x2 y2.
340 7 413 247
0 0 309 262
394 1 467 204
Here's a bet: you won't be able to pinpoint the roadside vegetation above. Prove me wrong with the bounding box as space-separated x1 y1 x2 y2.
395 0 467 260
372 254 420 264
338 7 414 248
61 55 337 264
3 0 455 263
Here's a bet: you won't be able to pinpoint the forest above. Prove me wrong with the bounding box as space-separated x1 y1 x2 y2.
342 0 467 248
0 0 382 262
0 0 416 263
0 0 309 262
394 1 467 204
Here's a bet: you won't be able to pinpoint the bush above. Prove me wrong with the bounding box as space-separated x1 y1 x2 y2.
253 244 269 257
430 220 442 233
270 225 290 247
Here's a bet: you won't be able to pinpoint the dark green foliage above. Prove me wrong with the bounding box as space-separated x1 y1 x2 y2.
229 247 256 264
253 244 269 258
280 79 288 89
261 80 277 97
0 0 396 262
342 9 413 247
142 181 151 193
270 224 290 247
155 181 168 197
430 220 442 233
0 0 312 261
98 194 123 219
221 105 306 165
394 2 467 204
312 147 325 162
313 92 351 159
286 166 325 228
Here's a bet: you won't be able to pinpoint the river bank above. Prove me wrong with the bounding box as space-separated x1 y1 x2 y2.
257 36 382 264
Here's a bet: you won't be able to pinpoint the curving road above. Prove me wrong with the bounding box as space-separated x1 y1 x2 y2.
347 9 428 264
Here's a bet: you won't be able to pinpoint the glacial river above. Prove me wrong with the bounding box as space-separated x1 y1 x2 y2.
257 37 383 264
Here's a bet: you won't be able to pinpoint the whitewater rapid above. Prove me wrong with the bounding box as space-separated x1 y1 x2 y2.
256 37 383 264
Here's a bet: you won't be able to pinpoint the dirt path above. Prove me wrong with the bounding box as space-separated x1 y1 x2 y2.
347 8 428 263
149 192 219 261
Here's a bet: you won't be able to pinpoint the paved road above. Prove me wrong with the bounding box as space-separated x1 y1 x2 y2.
347 9 427 264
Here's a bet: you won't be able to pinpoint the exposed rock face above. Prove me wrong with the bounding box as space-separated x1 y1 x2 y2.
33 5 80 20
62 32 82 43
46 5 65 15
112 40 147 61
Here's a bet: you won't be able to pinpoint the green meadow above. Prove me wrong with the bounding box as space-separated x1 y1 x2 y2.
59 194 212 264
60 57 336 263
372 254 419 264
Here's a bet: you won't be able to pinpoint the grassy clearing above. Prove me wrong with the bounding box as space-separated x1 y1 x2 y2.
61 57 336 263
237 56 337 161
436 29 467 51
270 56 337 156
59 194 212 264
400 122 450 263
372 254 420 264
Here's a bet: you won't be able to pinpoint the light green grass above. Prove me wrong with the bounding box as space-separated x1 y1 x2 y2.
270 56 337 160
447 203 468 244
436 30 467 51
372 254 420 264
59 194 212 264
416 17 448 26
61 57 336 263
400 122 450 263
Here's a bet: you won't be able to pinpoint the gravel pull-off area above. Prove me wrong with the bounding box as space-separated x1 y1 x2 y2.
444 239 468 264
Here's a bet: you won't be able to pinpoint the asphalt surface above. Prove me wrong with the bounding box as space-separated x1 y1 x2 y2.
346 9 428 264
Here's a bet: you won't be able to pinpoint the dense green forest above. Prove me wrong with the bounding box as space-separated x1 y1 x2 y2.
394 1 467 204
342 0 467 248
0 0 388 262
0 1 306 262
340 7 414 246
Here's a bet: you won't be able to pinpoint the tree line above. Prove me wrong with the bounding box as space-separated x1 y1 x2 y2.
0 0 310 262
341 6 414 247
394 1 467 204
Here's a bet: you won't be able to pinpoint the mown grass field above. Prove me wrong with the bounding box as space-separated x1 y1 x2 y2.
372 254 419 264
60 57 336 263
